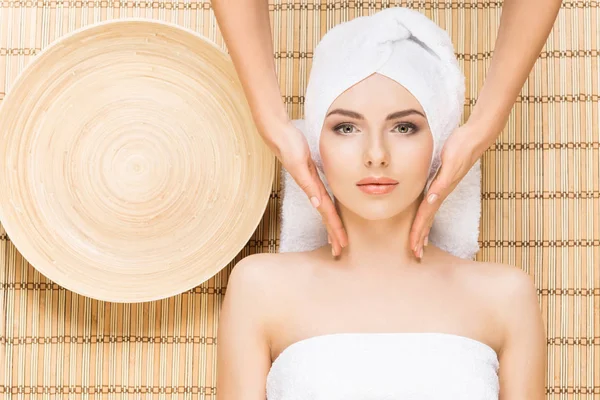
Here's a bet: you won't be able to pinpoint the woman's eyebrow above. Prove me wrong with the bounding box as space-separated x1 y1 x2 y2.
326 109 364 119
325 108 425 120
385 109 426 120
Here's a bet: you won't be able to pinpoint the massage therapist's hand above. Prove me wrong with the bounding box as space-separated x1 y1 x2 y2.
408 0 562 260
274 121 348 256
409 122 484 259
212 0 348 256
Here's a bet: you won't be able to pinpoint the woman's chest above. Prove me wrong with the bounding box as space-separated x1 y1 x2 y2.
270 271 502 362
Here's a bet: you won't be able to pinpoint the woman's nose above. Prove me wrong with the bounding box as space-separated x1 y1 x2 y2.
363 139 390 168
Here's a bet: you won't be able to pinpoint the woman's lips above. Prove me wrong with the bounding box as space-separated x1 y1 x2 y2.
357 183 398 195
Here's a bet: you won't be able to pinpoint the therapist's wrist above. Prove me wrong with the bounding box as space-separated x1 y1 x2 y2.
254 114 293 156
463 115 504 158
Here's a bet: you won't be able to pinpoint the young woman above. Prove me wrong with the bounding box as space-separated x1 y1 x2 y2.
212 0 562 258
217 8 546 400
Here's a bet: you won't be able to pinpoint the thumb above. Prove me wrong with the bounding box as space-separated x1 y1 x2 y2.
425 166 453 205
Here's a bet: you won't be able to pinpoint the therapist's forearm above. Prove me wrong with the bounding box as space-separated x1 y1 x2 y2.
468 0 562 153
212 0 290 150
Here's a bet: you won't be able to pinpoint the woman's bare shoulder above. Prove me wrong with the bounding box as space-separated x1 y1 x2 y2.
225 251 319 301
222 251 320 344
458 259 541 345
230 251 317 278
459 259 536 297
475 260 540 313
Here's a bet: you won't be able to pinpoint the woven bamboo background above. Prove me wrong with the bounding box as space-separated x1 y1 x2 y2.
0 0 598 398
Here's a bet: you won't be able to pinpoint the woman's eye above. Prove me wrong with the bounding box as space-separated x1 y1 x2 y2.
334 123 416 135
394 123 417 134
334 124 357 135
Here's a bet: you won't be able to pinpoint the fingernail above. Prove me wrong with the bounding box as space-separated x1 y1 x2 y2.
327 235 331 244
310 196 320 208
332 247 337 257
427 194 438 204
424 236 429 246
419 248 423 259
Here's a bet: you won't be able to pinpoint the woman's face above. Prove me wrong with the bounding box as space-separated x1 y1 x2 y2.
319 73 433 220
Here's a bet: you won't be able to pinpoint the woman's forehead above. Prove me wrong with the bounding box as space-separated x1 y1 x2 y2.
328 76 427 117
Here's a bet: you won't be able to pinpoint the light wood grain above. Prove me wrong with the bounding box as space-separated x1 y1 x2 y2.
0 18 275 303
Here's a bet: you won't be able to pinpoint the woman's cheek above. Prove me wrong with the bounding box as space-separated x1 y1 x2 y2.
400 138 431 172
321 149 352 201
320 135 347 171
321 152 342 187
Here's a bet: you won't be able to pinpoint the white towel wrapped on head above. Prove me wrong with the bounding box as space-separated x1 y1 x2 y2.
279 7 482 260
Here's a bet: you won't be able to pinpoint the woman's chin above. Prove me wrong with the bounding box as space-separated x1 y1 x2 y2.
347 205 407 222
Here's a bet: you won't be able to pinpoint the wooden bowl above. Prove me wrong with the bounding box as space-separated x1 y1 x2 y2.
0 19 275 303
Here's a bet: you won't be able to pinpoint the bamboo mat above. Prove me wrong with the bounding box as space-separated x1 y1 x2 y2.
0 0 598 399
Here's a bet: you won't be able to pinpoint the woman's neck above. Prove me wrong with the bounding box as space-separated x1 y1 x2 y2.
335 201 422 269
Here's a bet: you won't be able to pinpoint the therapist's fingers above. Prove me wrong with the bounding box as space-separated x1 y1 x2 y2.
410 167 453 259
